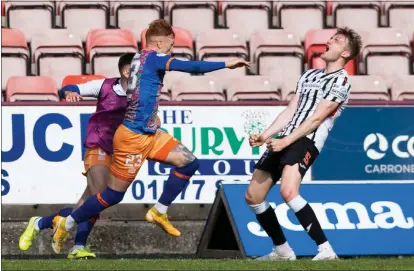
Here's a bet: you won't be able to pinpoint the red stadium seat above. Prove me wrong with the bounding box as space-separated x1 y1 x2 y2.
250 30 304 80
86 29 138 77
141 27 194 60
6 76 59 102
221 1 272 41
5 1 54 41
226 76 281 101
304 29 357 75
348 75 389 101
391 76 414 101
171 76 225 101
273 0 326 41
56 0 110 41
167 0 218 37
197 30 248 83
31 30 84 89
162 71 192 101
332 0 381 31
385 0 414 39
1 28 29 91
361 28 411 86
62 74 106 87
112 1 163 42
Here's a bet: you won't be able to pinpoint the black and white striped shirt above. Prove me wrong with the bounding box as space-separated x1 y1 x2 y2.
280 68 351 151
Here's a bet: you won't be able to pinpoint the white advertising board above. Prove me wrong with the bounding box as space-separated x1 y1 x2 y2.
1 105 311 204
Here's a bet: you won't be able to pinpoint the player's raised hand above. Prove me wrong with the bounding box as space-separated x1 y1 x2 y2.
65 92 83 102
225 59 250 69
249 134 266 147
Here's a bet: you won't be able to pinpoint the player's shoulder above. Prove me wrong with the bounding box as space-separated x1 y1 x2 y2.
79 78 105 87
300 68 323 79
333 69 351 87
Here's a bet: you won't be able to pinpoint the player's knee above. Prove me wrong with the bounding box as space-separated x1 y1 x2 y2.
176 157 199 176
245 187 263 205
280 186 298 203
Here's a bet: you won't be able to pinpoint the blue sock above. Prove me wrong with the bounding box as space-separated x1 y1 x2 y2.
159 158 199 206
38 207 73 230
71 187 124 224
74 214 99 247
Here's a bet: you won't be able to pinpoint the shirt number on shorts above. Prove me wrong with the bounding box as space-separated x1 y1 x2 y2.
125 154 143 170
303 152 311 166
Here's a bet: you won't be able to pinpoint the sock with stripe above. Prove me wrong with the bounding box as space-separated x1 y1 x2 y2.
66 187 125 230
74 214 99 247
35 207 73 231
156 158 199 214
288 195 327 245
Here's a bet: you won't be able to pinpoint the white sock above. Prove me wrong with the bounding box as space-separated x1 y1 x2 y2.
248 201 270 215
276 241 293 254
65 216 76 230
34 218 40 231
154 202 168 214
318 241 332 250
287 195 307 213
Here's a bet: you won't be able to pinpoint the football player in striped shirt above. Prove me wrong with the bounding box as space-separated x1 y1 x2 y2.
247 27 362 261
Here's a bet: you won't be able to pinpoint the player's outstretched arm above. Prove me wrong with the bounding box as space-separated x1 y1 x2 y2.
168 59 250 74
59 79 104 102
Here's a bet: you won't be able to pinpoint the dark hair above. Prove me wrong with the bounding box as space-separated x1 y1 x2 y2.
145 19 175 42
118 53 135 71
335 27 362 62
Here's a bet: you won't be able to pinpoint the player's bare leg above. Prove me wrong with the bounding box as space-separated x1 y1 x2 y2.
147 143 199 237
245 169 296 261
280 164 337 260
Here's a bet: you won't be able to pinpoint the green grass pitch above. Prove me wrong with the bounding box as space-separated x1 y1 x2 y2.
3 258 414 270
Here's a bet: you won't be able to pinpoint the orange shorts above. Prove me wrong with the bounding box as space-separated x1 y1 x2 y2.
83 147 112 176
110 124 179 182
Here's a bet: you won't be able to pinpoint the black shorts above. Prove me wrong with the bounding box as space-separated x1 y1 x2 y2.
254 136 319 183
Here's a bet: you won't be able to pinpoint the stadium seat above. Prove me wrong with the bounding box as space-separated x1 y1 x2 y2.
197 30 248 82
385 0 414 38
361 28 412 86
226 76 281 101
61 74 106 101
6 76 59 102
112 1 163 42
62 74 106 87
273 0 326 41
332 0 381 31
171 76 225 101
348 75 389 101
31 30 84 89
56 0 110 41
162 71 191 101
167 1 218 37
391 76 414 101
304 29 357 75
1 28 29 91
5 1 54 41
280 76 299 101
221 1 272 41
86 29 138 77
250 30 304 80
141 27 194 60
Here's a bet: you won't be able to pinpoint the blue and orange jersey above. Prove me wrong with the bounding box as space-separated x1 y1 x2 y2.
123 49 227 134
123 50 173 134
